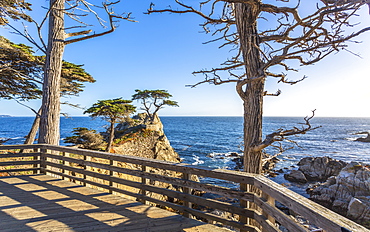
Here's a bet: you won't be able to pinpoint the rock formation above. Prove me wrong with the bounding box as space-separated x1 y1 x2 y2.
114 113 180 162
90 113 191 204
355 132 370 143
284 156 346 183
308 162 370 227
284 157 370 228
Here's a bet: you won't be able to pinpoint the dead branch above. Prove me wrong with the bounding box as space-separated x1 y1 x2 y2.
253 110 321 152
65 1 136 45
150 0 370 92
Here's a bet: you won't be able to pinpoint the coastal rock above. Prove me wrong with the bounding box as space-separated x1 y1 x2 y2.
309 162 370 227
114 114 180 162
284 170 308 183
355 132 370 143
297 156 346 181
100 114 189 203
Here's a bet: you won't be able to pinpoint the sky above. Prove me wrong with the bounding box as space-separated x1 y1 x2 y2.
1 0 370 117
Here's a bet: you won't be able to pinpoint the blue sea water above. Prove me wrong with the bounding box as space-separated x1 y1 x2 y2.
1 116 369 192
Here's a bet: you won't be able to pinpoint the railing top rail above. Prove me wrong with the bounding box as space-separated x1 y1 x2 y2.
253 176 366 232
0 144 257 185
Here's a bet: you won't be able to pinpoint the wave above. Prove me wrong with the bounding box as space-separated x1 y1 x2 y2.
192 155 205 165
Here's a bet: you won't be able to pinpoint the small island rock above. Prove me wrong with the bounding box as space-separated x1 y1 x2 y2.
355 132 370 143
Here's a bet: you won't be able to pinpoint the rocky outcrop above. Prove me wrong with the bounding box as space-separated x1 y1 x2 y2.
308 162 370 228
93 114 189 203
284 157 370 228
284 156 346 183
114 113 180 162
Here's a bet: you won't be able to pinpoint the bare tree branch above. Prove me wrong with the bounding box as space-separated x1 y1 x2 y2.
253 110 321 152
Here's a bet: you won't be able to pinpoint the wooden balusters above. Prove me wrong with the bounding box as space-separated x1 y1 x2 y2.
182 172 192 218
33 147 39 174
140 165 147 204
40 148 47 174
261 192 276 232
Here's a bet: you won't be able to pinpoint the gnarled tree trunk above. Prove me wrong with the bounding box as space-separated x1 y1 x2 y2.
235 2 264 175
235 2 264 230
24 108 42 145
38 0 65 145
106 120 115 152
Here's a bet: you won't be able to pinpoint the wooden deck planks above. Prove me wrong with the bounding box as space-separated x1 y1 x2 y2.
0 175 231 232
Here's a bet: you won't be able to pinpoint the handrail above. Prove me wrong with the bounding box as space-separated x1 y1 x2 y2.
0 144 367 232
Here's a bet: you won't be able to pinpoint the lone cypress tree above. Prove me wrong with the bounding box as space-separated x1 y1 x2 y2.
132 89 179 123
84 98 136 152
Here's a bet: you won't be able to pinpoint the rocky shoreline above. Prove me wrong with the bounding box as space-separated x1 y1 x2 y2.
284 156 370 229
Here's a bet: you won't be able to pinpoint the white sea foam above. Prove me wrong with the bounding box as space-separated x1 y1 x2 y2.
192 155 204 165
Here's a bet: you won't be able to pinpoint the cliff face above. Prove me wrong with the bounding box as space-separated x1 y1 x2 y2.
113 113 180 162
100 114 185 203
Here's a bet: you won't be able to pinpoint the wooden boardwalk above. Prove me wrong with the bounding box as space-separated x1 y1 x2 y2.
0 175 231 232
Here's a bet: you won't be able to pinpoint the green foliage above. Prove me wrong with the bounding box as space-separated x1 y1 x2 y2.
84 98 136 151
84 98 136 122
64 127 106 150
114 128 155 145
60 61 95 96
132 89 179 121
0 0 32 25
0 36 42 100
0 36 95 101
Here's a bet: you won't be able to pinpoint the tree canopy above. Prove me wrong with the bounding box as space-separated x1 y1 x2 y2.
132 89 179 122
0 0 32 25
64 127 106 150
84 98 136 152
0 36 42 100
0 36 95 101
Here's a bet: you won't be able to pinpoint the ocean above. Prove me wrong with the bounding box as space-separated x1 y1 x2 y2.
1 116 369 193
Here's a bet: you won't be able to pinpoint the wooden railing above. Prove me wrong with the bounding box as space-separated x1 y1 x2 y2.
0 144 367 232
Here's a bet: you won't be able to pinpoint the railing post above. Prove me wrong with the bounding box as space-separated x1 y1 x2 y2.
64 152 70 181
40 148 47 174
182 172 192 218
33 147 39 174
83 154 91 187
262 192 276 228
140 165 147 204
240 183 248 231
109 159 115 194
61 152 66 180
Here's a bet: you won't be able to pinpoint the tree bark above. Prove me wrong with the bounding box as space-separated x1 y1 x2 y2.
38 0 65 145
235 3 264 229
234 2 264 175
24 108 42 145
106 121 115 152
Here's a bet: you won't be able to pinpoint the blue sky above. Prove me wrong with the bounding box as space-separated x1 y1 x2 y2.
1 0 370 117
